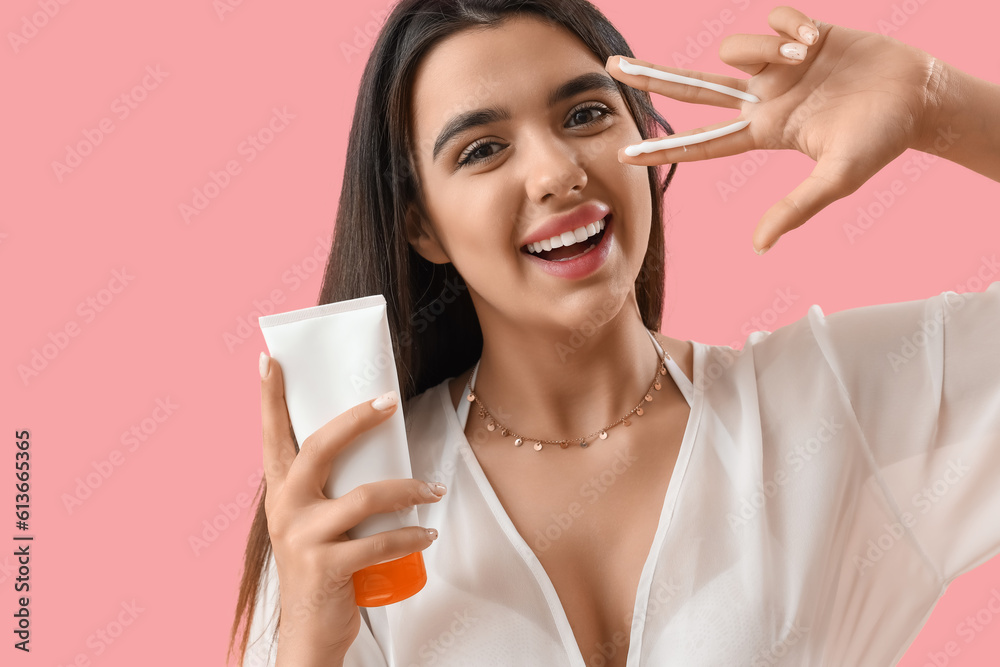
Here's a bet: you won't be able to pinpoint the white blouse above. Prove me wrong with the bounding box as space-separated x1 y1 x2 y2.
245 281 1000 666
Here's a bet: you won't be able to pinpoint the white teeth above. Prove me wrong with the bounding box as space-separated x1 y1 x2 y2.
524 217 607 254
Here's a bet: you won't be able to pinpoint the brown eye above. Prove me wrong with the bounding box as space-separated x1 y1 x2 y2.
566 103 613 128
457 139 506 168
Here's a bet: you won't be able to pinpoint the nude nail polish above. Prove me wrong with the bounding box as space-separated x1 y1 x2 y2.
780 43 807 61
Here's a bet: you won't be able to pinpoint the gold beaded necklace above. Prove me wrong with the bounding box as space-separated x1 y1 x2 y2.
464 329 671 451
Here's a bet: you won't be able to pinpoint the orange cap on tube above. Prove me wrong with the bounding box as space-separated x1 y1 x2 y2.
353 551 427 607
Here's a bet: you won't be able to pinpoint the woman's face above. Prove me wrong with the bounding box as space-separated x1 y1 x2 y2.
407 15 652 331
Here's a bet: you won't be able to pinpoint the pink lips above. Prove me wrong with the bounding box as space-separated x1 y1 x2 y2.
521 214 614 280
518 201 611 250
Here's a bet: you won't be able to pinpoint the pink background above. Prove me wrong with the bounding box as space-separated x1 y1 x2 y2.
4 0 999 665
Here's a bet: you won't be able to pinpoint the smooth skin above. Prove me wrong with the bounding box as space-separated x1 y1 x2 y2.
607 5 1000 253
259 354 445 667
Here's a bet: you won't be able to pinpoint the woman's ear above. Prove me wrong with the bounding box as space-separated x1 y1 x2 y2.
405 203 451 264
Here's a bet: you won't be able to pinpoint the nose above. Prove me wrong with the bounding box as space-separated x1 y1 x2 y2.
524 132 588 204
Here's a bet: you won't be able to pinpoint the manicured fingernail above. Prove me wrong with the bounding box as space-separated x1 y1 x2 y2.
755 236 778 254
798 25 818 45
780 43 807 61
372 390 399 411
420 481 447 498
426 528 439 541
259 352 270 379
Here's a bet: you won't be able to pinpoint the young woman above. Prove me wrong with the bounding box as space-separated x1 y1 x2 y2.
230 1 1000 665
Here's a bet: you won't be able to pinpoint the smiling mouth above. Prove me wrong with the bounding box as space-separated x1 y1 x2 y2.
521 215 609 262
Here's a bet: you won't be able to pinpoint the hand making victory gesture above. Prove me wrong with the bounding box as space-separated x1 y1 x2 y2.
607 5 961 254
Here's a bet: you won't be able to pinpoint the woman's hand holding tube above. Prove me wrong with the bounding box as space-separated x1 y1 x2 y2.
607 5 950 253
258 353 445 666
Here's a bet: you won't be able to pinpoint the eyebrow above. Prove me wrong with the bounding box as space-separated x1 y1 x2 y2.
431 71 620 162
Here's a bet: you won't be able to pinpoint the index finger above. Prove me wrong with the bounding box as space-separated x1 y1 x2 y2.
606 56 758 110
259 352 298 495
284 390 399 498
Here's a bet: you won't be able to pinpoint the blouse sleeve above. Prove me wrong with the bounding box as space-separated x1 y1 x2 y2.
243 551 389 667
806 280 1000 584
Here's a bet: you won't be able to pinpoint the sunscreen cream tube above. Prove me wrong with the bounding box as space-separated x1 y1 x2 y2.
258 294 426 606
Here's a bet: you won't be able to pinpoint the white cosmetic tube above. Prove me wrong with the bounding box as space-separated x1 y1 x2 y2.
258 294 426 606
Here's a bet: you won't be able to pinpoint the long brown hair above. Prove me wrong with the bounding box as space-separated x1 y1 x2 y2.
228 0 678 662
